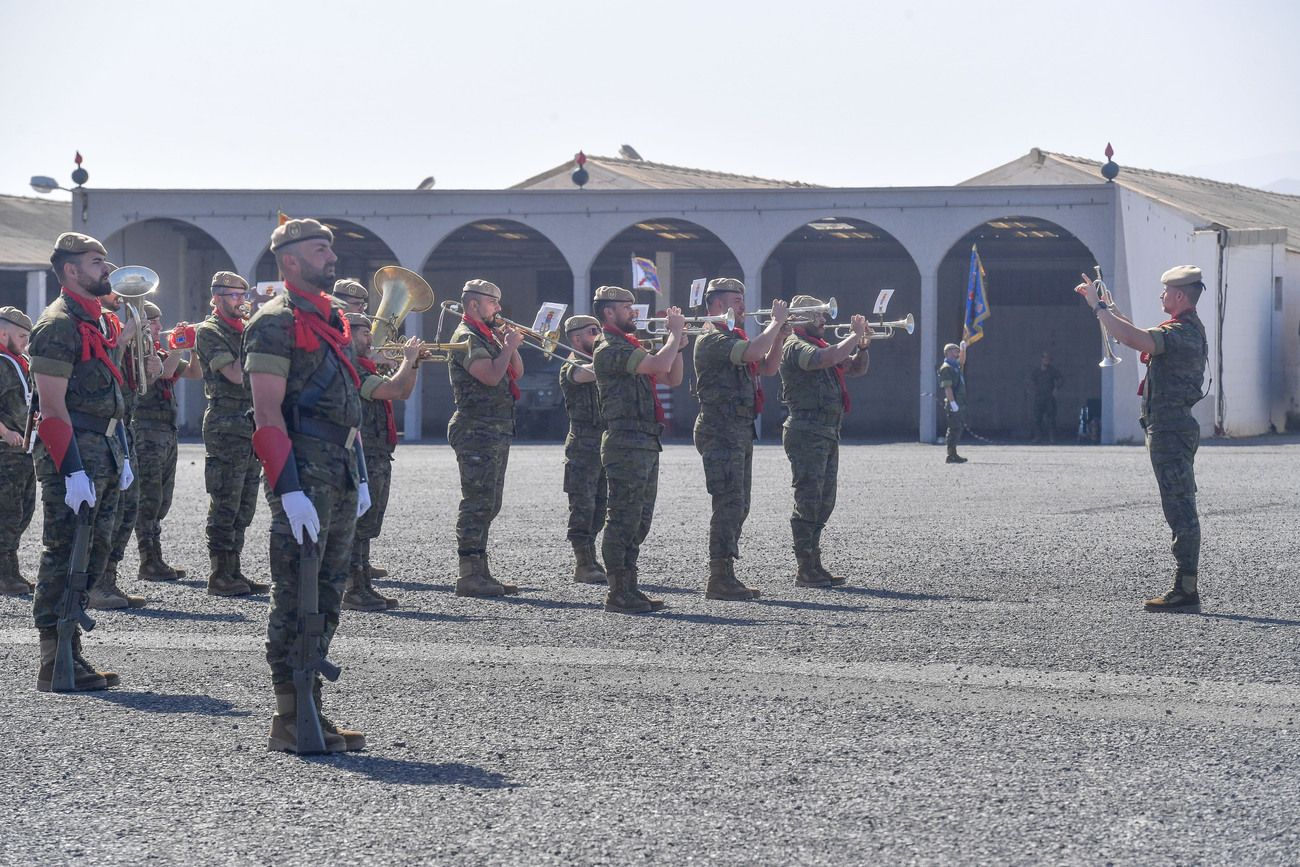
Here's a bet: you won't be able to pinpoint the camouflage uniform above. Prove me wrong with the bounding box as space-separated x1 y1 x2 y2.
132 347 185 576
346 363 398 607
693 326 758 560
0 345 35 592
937 359 965 459
559 355 606 546
195 312 261 590
244 289 362 684
101 339 144 605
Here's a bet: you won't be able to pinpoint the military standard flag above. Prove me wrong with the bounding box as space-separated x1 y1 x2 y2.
963 244 990 345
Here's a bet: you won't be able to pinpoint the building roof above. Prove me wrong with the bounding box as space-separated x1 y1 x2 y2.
0 194 71 269
512 154 822 191
964 148 1300 253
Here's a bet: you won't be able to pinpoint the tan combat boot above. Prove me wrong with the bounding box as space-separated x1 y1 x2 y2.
362 542 397 608
795 550 833 588
480 553 519 596
0 552 32 595
207 552 252 597
342 552 388 612
267 683 346 754
137 537 179 582
603 568 652 614
313 680 366 751
88 561 147 609
705 558 761 601
36 630 108 693
572 541 607 584
456 554 505 598
1144 572 1201 611
627 566 666 612
73 631 120 687
813 549 847 587
230 552 270 594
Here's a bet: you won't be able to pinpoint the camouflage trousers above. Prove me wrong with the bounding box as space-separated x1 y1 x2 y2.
449 415 511 555
355 450 392 542
563 429 606 545
695 418 754 560
109 429 139 565
133 423 177 545
32 433 122 630
1147 427 1201 576
600 438 659 573
945 407 964 456
783 429 839 555
265 474 358 684
204 424 261 556
0 452 36 556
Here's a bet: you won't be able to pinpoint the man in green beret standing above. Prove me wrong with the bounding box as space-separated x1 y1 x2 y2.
778 297 870 588
246 218 369 752
1075 265 1209 610
592 285 687 613
447 279 525 598
0 306 36 595
692 278 788 600
558 313 607 584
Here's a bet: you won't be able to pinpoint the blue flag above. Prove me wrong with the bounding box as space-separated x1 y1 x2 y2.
963 244 990 345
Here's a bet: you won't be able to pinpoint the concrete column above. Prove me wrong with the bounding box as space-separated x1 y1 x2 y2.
744 263 765 439
26 270 47 321
572 268 591 315
918 267 939 442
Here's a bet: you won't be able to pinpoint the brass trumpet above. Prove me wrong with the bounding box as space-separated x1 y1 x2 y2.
107 265 160 396
830 313 915 340
375 338 470 363
1091 266 1122 368
439 300 590 361
754 296 837 325
643 309 734 335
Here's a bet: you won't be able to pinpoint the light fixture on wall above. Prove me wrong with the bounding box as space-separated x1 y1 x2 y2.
31 152 90 220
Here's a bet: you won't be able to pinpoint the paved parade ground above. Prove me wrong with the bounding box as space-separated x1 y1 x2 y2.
3 439 1299 865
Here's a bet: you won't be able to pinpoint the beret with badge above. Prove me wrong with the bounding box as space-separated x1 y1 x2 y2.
1160 265 1203 287
0 306 33 332
790 293 826 311
462 279 501 300
705 277 745 296
269 218 334 252
344 312 371 330
593 285 635 303
51 232 107 265
211 271 249 292
332 279 369 302
565 314 600 333
143 300 162 319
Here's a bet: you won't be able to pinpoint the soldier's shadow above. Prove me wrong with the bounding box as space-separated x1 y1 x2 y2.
382 610 478 623
312 755 514 788
1193 611 1300 627
123 608 249 623
371 578 448 592
91 690 251 717
832 586 990 603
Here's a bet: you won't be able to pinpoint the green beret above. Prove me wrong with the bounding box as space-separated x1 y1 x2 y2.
143 300 162 319
52 232 107 258
565 314 600 333
463 279 501 300
706 277 744 296
269 218 334 252
332 279 369 301
790 294 824 311
344 312 371 330
1160 265 1203 287
593 285 635 303
211 271 249 291
0 306 33 331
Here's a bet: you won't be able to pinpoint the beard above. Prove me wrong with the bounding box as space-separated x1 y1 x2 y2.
300 261 336 292
802 321 824 339
86 273 113 297
619 310 638 332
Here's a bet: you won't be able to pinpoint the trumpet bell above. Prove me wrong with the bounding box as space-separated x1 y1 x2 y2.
107 266 159 299
371 266 435 346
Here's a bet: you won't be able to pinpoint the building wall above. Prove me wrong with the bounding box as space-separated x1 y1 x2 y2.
1283 250 1300 430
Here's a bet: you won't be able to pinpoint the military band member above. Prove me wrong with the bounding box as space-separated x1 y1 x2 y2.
1075 265 1209 611
447 279 524 598
345 313 421 611
0 307 36 595
194 272 268 597
778 296 870 588
693 279 789 601
592 286 686 614
937 340 968 464
332 278 368 316
30 233 129 690
132 300 201 583
246 218 369 752
559 314 608 584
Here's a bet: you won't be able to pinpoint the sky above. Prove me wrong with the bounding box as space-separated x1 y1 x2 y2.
3 0 1298 199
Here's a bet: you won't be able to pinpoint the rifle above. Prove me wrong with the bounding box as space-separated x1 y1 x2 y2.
52 505 96 692
290 536 341 754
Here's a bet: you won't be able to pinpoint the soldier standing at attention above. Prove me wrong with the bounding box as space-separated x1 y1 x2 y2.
0 307 36 595
447 279 524 598
692 279 788 601
344 312 421 611
132 299 201 583
30 232 130 690
1075 266 1209 611
592 286 686 614
194 272 268 597
558 314 608 585
937 340 968 464
246 218 370 752
779 297 869 589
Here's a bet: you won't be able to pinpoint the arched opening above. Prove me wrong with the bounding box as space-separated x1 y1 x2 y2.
760 217 921 439
419 219 574 440
936 216 1100 441
253 218 400 313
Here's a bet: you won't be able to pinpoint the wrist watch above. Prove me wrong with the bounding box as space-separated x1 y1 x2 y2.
1094 300 1109 313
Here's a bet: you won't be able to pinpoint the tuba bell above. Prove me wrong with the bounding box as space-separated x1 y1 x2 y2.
107 265 160 396
370 266 435 347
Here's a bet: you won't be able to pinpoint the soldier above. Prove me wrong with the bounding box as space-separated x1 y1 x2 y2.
1029 350 1064 443
592 286 686 614
692 279 789 601
344 312 421 611
937 341 968 464
194 272 268 597
447 279 525 598
558 314 607 584
30 232 130 690
332 278 368 316
246 217 370 752
778 296 870 588
0 307 36 595
132 300 201 583
1075 265 1209 611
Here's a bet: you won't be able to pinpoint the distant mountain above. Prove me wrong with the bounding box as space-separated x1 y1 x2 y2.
1183 151 1300 194
1263 178 1300 196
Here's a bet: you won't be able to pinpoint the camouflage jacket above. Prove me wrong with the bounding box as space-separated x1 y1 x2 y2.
1142 309 1208 432
29 292 126 423
779 332 843 437
593 330 661 448
448 319 516 431
694 326 756 423
134 348 186 429
0 350 32 455
359 369 396 459
559 355 602 435
195 313 252 433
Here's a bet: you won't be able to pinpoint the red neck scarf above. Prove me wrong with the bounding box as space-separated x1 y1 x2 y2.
0 343 29 377
795 327 849 413
463 315 520 400
1137 309 1194 396
357 356 399 446
62 288 124 385
216 311 246 334
605 324 665 424
727 324 765 414
153 342 177 401
287 282 360 388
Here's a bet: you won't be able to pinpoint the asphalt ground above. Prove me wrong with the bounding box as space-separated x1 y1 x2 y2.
3 439 1299 865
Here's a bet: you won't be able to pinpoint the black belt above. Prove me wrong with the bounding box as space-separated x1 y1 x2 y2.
289 415 358 449
68 411 120 437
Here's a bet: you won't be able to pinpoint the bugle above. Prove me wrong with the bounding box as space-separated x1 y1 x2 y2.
1091 266 1122 368
754 296 837 325
107 265 159 396
438 300 591 361
831 313 914 340
375 338 471 363
644 309 734 335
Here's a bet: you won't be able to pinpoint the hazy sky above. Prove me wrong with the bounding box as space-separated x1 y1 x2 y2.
3 0 1298 199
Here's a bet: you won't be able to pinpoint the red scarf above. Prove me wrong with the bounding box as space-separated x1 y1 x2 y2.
795 327 850 413
463 316 520 400
287 282 360 388
216 311 246 334
357 356 399 447
153 342 178 402
62 288 124 385
0 343 29 377
605 324 665 424
728 324 765 414
1137 312 1191 396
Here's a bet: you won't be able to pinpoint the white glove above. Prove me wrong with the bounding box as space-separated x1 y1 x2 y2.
281 490 320 543
119 458 134 491
948 400 959 412
64 470 97 512
959 340 967 351
356 482 371 518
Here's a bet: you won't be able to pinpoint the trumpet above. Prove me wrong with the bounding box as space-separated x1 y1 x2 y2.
375 338 471 363
439 300 591 361
643 309 734 335
107 265 160 396
830 313 915 340
754 297 837 325
1091 266 1122 368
